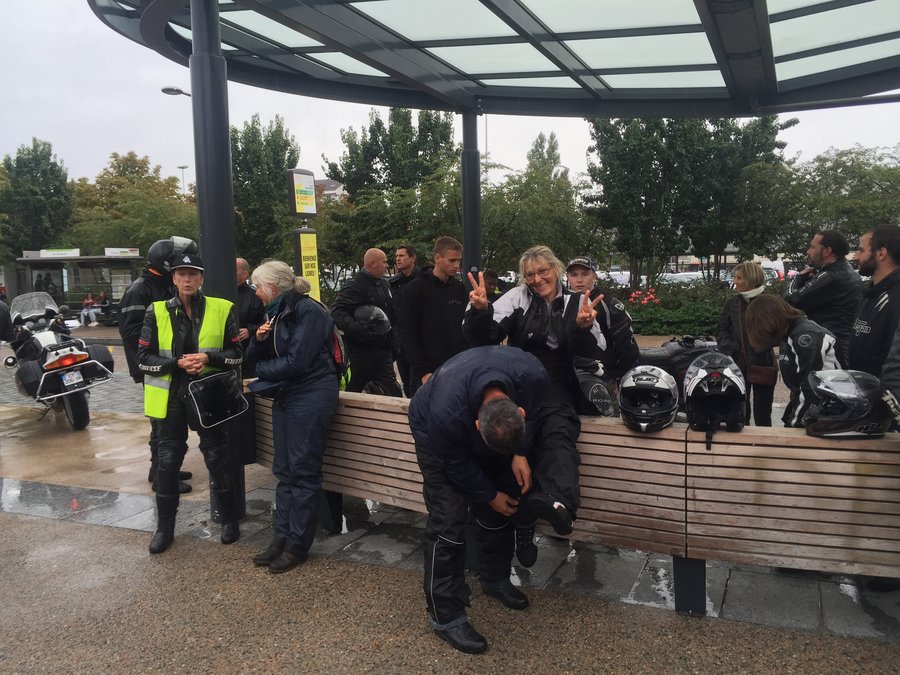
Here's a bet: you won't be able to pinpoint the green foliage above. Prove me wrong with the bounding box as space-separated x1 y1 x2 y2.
626 281 732 335
62 152 197 256
231 114 300 265
0 138 73 257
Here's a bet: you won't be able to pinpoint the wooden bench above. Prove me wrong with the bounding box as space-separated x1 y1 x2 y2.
251 391 900 615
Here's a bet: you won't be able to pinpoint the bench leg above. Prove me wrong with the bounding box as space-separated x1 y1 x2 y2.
673 555 706 616
318 490 343 534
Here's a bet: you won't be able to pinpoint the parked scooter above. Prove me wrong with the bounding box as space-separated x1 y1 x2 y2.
2 292 114 430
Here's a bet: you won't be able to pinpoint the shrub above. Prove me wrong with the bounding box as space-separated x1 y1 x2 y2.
623 281 732 336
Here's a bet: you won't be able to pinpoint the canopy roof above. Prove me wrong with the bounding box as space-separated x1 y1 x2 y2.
91 0 900 117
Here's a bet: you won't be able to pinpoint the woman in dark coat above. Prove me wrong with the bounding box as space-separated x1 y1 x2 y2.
716 261 776 426
245 260 340 574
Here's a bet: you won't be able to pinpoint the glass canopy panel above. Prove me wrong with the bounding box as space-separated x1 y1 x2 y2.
770 0 900 56
168 22 238 50
566 33 716 68
311 52 390 77
523 0 702 33
349 0 516 40
767 0 831 12
603 71 726 89
482 77 580 88
776 37 900 81
427 43 560 74
223 10 324 48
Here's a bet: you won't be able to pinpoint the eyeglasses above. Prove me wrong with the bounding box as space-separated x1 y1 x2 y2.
524 267 553 281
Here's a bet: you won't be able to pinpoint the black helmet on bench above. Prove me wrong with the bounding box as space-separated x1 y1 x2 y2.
618 365 679 432
683 352 746 433
805 370 891 438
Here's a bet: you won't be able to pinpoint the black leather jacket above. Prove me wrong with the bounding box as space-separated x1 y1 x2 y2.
848 270 900 377
118 270 173 382
783 259 861 365
779 315 839 427
330 270 396 351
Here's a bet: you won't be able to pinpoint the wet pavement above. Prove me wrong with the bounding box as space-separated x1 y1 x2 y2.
1 333 899 670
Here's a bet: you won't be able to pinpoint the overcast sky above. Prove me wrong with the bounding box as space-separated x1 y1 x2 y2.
2 0 899 191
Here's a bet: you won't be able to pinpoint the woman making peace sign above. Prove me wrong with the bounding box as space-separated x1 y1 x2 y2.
463 245 607 565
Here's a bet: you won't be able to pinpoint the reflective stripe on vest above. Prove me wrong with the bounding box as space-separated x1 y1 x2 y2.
143 296 233 418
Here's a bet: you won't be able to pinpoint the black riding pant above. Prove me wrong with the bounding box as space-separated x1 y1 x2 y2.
155 391 236 522
529 380 582 516
346 345 401 396
416 441 530 626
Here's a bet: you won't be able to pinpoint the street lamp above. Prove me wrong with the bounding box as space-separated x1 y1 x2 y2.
161 86 191 97
177 165 188 195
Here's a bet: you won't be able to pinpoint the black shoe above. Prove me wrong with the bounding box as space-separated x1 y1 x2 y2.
268 551 307 574
515 526 538 567
526 492 573 535
148 529 174 554
482 580 529 610
179 470 193 481
434 622 487 654
253 537 286 567
220 521 240 545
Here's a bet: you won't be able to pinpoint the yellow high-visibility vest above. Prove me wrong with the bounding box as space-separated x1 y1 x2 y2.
144 296 233 418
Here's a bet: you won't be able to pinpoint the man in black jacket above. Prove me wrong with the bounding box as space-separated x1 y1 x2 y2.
330 248 401 395
235 258 267 377
399 237 468 395
783 230 861 367
849 225 900 376
118 237 197 494
0 300 12 342
408 346 553 655
389 244 420 397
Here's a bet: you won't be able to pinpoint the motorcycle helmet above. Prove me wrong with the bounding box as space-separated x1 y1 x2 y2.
618 365 679 432
683 352 746 433
353 305 391 335
147 236 199 274
805 370 892 438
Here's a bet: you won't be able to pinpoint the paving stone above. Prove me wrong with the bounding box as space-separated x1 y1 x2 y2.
332 522 423 566
723 569 821 630
821 579 883 639
545 542 647 599
66 492 155 525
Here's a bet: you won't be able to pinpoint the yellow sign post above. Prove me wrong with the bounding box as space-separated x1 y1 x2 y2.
293 228 321 301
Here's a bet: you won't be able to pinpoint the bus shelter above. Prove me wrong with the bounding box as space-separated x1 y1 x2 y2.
15 250 142 306
88 0 900 302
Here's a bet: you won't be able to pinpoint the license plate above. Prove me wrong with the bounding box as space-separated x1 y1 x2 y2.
61 370 84 386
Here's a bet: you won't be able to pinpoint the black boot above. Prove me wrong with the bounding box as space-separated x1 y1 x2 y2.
481 579 529 610
253 537 286 567
526 492 573 535
515 526 538 567
434 622 487 654
268 550 307 574
149 494 178 554
221 521 241 545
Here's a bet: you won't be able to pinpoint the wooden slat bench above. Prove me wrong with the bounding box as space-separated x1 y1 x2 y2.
251 391 900 615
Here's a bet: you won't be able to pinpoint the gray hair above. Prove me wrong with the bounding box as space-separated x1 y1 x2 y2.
251 260 310 295
477 397 524 455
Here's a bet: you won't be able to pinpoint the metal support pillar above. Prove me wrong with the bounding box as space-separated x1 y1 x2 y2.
461 111 482 280
189 0 244 523
189 0 236 303
673 555 707 616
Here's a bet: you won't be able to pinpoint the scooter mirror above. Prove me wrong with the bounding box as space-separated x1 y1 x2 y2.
3 356 16 368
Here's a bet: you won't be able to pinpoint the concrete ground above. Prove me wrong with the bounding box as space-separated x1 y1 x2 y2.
1 328 898 671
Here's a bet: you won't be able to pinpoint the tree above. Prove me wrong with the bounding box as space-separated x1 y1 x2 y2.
482 132 584 270
61 152 197 256
586 119 687 286
0 138 73 257
231 114 300 265
323 108 455 199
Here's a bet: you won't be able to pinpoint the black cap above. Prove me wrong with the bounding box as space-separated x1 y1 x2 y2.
170 253 204 272
566 256 596 272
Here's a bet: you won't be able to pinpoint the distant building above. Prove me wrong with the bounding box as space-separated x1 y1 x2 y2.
316 179 346 201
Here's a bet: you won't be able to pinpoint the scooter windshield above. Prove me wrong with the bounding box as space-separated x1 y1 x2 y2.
9 292 59 323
